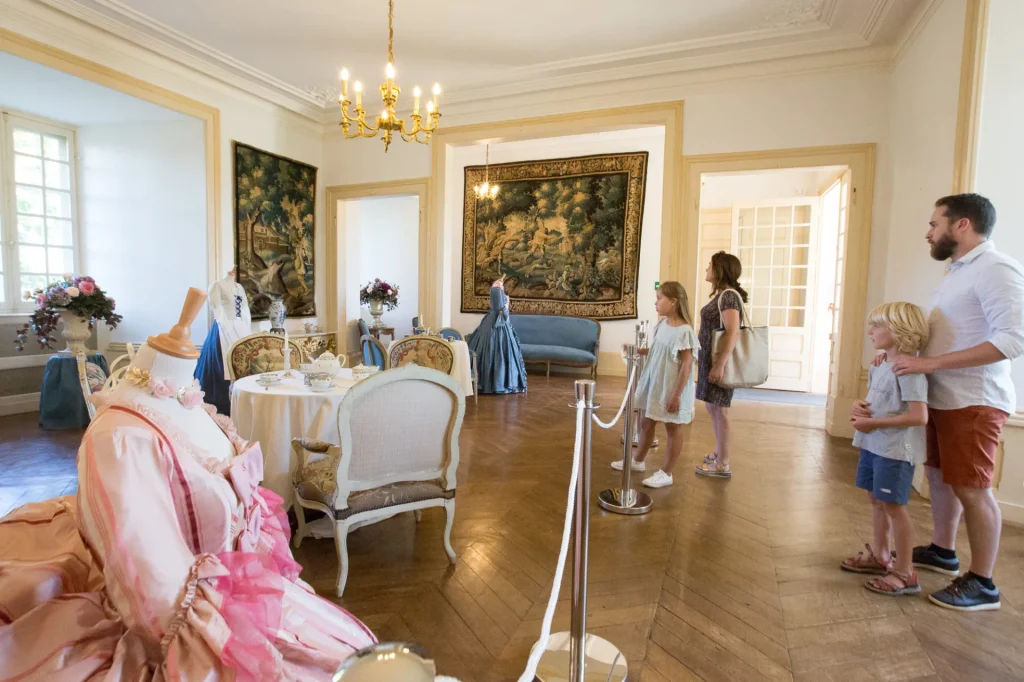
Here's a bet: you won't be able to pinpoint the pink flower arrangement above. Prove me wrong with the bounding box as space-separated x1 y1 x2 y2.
359 278 400 311
15 274 122 351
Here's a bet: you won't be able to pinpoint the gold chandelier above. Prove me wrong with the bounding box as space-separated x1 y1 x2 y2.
474 144 499 199
338 0 441 152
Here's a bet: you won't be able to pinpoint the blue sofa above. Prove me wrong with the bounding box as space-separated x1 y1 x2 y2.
510 315 601 379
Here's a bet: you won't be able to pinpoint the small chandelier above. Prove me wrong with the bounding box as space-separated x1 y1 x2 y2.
474 144 500 199
338 0 441 152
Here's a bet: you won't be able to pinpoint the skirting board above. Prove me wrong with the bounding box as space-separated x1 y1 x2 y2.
1000 501 1024 527
0 392 40 416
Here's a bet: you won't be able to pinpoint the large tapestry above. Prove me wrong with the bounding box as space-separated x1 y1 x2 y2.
234 142 317 319
461 152 648 319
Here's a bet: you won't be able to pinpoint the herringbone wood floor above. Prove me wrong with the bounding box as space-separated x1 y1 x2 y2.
3 376 1024 681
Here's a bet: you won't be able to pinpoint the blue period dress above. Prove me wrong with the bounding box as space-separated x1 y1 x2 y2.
634 320 698 424
467 287 528 395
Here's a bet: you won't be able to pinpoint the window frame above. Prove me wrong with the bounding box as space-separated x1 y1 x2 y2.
0 109 81 314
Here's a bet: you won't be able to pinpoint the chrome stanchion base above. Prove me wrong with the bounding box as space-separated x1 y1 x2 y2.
597 487 653 515
532 632 628 682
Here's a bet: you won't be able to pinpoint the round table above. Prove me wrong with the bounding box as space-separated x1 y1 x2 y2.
230 370 359 506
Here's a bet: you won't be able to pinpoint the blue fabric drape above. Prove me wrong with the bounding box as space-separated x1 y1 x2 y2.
38 353 110 430
466 287 527 395
194 320 231 415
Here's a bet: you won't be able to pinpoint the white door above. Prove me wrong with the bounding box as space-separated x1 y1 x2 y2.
733 199 819 392
826 171 852 420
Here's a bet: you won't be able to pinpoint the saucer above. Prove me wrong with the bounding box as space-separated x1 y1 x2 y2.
308 383 335 393
257 373 283 386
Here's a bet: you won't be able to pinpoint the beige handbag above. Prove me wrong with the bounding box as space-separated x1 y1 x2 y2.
711 289 769 389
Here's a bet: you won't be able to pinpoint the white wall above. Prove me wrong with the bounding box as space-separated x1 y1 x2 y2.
445 127 665 354
882 0 965 312
345 195 420 339
78 119 207 347
976 0 1024 409
1 0 327 336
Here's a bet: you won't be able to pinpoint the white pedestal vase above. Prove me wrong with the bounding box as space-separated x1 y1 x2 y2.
59 311 92 357
368 300 385 329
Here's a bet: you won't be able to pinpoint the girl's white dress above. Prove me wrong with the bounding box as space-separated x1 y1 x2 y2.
633 320 698 424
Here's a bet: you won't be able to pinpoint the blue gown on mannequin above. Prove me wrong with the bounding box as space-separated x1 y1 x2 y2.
467 286 528 395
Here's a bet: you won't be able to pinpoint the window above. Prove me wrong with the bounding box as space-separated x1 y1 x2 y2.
0 111 78 313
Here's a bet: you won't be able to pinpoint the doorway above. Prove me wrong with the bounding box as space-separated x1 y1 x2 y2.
680 144 876 439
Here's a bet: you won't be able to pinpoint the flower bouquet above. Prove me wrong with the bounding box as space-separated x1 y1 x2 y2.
15 274 122 352
359 279 399 329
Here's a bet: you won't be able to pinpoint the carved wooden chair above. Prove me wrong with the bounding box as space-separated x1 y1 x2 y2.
359 334 388 371
388 336 455 375
226 332 305 380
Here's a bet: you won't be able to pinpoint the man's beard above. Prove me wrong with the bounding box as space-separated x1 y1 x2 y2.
930 233 957 261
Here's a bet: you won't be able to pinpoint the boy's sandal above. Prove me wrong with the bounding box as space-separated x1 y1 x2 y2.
865 569 921 596
840 544 892 574
703 452 718 464
695 461 732 478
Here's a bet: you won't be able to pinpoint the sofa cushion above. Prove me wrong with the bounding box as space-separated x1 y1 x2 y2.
510 315 599 352
520 344 597 365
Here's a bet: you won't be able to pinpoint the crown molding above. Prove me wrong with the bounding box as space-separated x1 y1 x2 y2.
31 0 325 120
892 0 942 65
861 0 894 42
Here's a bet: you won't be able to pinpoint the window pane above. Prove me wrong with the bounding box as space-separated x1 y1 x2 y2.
773 248 790 267
756 207 774 225
738 208 754 227
47 218 73 246
48 247 74 275
754 246 771 265
789 287 807 307
770 308 786 326
770 288 787 306
14 154 43 185
775 206 793 226
793 225 811 245
737 228 753 247
13 129 41 155
788 309 805 327
791 267 809 286
45 191 72 218
792 246 810 266
752 307 769 326
755 226 772 246
0 275 5 304
773 226 791 245
752 267 770 289
737 247 752 265
794 205 811 223
20 275 48 299
752 287 769 307
17 216 45 244
45 161 71 190
43 135 69 161
19 245 47 273
16 185 44 215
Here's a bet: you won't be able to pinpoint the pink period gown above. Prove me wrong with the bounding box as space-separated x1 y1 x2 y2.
0 398 375 681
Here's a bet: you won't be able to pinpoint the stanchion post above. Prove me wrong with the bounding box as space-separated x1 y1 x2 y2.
534 381 627 682
599 347 653 516
624 322 658 448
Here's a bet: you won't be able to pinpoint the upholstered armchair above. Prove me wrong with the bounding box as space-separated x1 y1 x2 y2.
291 365 466 596
388 336 455 374
102 342 136 391
75 356 109 420
226 332 305 380
360 334 388 371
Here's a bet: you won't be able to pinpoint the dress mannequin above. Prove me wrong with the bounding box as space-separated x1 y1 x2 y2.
195 268 251 414
0 288 375 681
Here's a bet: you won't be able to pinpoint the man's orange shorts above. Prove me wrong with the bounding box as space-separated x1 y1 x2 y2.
925 406 1009 488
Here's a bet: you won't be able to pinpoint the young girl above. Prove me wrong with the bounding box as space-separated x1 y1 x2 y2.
841 302 929 596
611 281 697 488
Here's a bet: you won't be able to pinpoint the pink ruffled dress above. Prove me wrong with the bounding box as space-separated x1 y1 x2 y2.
0 398 375 681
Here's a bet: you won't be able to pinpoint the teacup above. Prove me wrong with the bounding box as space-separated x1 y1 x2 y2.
309 372 334 391
257 372 282 386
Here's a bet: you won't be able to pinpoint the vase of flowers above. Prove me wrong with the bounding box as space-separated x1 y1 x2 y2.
359 279 399 329
15 275 122 355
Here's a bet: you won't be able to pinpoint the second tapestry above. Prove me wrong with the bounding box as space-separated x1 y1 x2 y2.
461 151 648 320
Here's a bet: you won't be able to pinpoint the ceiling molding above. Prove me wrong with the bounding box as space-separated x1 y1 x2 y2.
860 0 895 42
892 0 942 65
821 0 842 27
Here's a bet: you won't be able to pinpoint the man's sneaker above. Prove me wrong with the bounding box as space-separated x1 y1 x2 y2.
912 544 960 577
611 459 645 472
928 574 1000 611
642 470 673 488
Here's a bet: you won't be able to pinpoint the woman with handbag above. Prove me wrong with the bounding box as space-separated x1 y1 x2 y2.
695 252 749 479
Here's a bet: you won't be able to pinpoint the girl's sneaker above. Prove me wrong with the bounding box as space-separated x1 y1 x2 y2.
642 470 673 488
611 459 645 472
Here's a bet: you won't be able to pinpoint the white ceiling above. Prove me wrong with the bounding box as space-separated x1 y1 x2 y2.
35 0 926 112
0 51 187 125
700 166 847 209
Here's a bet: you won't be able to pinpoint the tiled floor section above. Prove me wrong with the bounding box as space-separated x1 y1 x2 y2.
2 378 1024 681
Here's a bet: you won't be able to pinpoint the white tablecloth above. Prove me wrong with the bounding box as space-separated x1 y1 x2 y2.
230 370 358 505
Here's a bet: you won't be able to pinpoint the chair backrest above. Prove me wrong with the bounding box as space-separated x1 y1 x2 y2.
334 365 465 504
76 355 107 420
103 352 133 391
360 334 388 371
357 319 370 338
226 332 304 380
437 327 463 342
509 314 601 352
389 336 455 374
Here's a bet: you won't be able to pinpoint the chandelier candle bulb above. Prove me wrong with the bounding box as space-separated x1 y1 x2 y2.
354 81 362 109
413 86 421 115
432 83 440 109
385 62 395 90
340 68 349 97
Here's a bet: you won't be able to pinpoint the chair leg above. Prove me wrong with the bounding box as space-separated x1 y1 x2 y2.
333 520 351 597
414 509 423 523
293 500 306 549
443 498 457 564
546 361 551 377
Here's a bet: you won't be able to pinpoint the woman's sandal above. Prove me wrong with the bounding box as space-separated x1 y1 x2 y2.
840 544 892 575
703 452 717 464
695 461 732 478
865 569 921 596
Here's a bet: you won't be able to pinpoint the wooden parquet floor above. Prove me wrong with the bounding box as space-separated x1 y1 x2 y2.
4 376 1024 681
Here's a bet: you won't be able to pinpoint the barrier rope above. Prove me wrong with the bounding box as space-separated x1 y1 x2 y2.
591 366 637 430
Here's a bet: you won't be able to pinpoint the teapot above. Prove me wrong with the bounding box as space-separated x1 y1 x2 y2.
312 351 344 377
